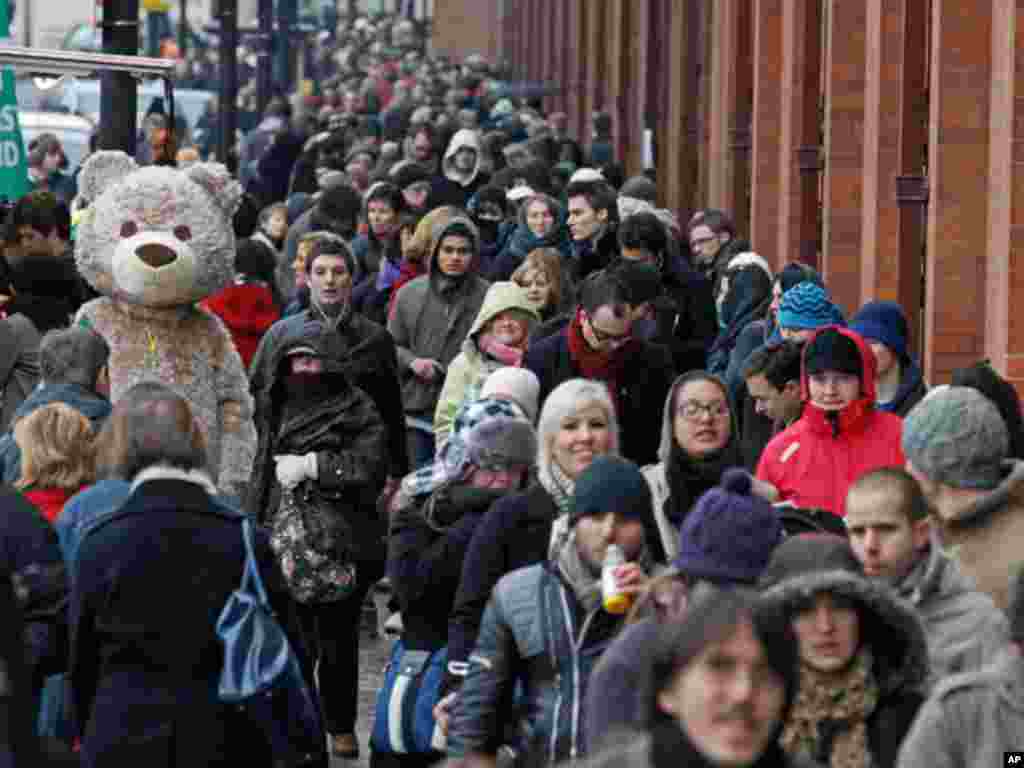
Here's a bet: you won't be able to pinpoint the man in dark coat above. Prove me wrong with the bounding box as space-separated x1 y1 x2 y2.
70 385 320 768
616 212 718 374
250 233 410 488
388 216 490 467
687 208 752 311
524 270 674 466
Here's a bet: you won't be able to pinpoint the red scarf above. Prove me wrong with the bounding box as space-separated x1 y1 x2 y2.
565 309 631 407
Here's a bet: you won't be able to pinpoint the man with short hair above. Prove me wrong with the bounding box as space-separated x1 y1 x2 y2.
902 386 1024 610
524 268 675 466
897 564 1024 768
524 269 674 466
388 217 490 466
0 326 111 483
687 208 750 305
743 341 804 435
846 467 1007 684
565 179 620 281
756 327 905 517
282 183 363 297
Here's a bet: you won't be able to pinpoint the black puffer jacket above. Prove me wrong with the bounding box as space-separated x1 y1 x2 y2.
246 332 389 561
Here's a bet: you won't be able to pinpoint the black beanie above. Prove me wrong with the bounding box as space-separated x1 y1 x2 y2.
235 238 277 282
804 328 863 380
570 456 652 526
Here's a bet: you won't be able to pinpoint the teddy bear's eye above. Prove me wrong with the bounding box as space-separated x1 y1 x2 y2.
173 225 192 242
120 221 138 238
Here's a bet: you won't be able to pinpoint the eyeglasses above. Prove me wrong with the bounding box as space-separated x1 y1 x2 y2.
585 313 632 347
689 236 717 249
677 400 730 421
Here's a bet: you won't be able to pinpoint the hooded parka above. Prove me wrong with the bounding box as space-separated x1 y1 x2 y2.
756 326 905 516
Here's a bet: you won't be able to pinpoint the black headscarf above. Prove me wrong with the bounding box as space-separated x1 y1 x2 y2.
663 372 744 529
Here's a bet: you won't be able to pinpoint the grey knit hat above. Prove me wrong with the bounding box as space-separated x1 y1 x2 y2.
902 386 1009 490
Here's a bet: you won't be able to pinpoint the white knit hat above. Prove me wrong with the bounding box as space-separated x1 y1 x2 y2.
480 367 541 424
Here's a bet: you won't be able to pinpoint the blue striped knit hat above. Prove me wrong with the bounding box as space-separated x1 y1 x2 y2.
777 282 846 331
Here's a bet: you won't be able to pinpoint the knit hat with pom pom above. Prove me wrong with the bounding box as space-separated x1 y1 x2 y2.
673 468 783 586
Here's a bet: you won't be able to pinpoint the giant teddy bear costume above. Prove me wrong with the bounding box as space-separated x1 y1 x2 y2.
73 151 257 499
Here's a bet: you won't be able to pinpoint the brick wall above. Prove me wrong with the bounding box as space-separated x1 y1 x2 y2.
432 0 1024 393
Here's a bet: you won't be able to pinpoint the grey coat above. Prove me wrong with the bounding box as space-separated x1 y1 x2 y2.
895 536 1008 687
897 649 1024 768
387 216 490 416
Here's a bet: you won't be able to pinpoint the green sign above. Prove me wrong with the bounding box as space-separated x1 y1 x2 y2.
0 0 29 201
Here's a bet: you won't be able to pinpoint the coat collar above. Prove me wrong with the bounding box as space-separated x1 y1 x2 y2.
130 465 218 495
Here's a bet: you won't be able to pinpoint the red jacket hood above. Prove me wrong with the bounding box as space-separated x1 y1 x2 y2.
799 325 879 435
202 283 281 336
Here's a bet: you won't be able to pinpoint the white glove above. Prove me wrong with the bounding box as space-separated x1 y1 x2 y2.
274 453 318 489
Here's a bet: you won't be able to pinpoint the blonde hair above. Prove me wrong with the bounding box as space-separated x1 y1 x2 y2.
512 248 564 311
536 378 620 474
14 402 95 491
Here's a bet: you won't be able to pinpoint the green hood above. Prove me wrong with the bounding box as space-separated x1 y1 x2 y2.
467 280 540 342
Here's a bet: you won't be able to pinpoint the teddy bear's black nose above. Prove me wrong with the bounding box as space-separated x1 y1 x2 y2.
136 243 178 269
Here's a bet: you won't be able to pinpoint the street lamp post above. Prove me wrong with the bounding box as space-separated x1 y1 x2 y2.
100 0 140 154
217 0 237 170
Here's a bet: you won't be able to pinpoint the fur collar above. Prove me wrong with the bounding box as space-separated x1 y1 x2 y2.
130 464 218 495
762 569 929 695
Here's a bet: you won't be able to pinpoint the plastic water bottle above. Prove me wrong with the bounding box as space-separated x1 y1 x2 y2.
602 544 631 615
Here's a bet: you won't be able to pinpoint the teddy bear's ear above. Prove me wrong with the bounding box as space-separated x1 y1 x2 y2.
186 162 243 217
73 151 138 210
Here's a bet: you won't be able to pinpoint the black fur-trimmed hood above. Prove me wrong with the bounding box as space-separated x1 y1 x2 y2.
761 569 930 696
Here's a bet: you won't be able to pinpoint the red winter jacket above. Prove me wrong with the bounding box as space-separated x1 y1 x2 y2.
756 326 905 517
201 283 281 370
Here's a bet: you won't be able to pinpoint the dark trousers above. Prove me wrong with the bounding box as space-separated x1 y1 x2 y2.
296 557 384 735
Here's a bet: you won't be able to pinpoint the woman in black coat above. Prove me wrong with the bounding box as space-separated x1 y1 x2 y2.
69 384 319 768
247 331 389 761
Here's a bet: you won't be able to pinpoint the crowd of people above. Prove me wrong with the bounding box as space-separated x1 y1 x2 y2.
0 9 1022 768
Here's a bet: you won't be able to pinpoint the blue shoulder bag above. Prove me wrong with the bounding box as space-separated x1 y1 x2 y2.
217 516 326 767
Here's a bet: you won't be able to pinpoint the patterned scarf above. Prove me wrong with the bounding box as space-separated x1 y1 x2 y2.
780 648 880 768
